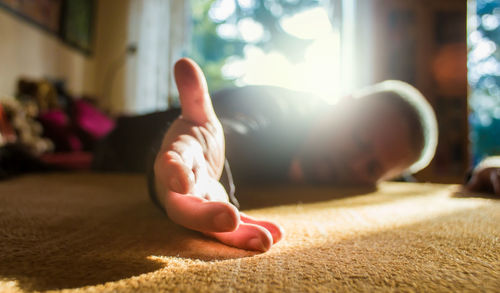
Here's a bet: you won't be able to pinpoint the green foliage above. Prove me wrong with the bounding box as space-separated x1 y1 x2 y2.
189 0 319 92
189 0 243 91
469 0 500 162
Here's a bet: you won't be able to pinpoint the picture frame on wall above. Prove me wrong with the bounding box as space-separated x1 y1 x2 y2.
0 0 63 33
60 0 95 54
0 0 95 55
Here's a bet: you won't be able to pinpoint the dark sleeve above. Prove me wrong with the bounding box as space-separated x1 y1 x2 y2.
211 86 323 185
91 108 181 211
93 110 181 173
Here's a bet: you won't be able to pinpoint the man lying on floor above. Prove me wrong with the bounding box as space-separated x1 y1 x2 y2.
94 58 499 252
148 58 442 252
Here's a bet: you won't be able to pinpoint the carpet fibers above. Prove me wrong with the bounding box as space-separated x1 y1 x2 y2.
0 173 498 292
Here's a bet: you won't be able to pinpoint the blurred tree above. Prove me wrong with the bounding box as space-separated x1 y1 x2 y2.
468 0 500 163
189 0 320 91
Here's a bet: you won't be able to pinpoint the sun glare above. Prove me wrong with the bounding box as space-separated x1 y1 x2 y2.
209 0 236 22
238 18 265 43
280 7 333 39
222 6 342 101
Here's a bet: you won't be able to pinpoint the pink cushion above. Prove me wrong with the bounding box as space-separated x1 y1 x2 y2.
73 100 115 140
38 110 82 152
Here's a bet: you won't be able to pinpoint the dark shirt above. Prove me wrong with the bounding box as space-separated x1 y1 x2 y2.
212 86 323 184
92 86 325 206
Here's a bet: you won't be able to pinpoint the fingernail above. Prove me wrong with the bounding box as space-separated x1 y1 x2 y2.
213 212 235 231
170 178 182 192
248 237 267 252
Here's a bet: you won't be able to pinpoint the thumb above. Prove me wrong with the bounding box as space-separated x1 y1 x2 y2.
174 58 216 124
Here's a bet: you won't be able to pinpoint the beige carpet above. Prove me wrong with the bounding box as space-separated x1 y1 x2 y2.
0 173 498 292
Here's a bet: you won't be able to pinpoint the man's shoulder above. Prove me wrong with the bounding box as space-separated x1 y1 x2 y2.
212 85 324 118
212 85 315 101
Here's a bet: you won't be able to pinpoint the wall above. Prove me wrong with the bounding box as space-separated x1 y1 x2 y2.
0 8 94 97
92 0 131 112
0 0 131 113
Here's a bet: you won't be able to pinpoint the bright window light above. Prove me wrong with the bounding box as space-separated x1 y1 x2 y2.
217 23 239 40
223 6 342 101
280 7 333 39
237 18 265 43
209 0 236 23
238 0 256 10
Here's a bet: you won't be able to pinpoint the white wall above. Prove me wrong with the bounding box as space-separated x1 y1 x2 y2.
0 1 131 114
0 8 95 97
92 0 131 112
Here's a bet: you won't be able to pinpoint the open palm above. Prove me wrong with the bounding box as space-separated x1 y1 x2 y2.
153 58 283 251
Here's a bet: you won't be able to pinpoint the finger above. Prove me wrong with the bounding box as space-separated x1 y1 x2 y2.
174 58 216 124
165 192 239 232
490 170 500 195
240 213 284 244
206 223 273 252
155 150 195 194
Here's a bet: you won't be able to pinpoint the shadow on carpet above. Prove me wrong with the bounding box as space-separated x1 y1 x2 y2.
0 173 498 292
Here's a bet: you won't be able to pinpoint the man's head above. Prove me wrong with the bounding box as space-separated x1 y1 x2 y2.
294 81 438 186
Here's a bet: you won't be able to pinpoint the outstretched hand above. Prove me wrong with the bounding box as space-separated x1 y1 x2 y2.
154 58 283 251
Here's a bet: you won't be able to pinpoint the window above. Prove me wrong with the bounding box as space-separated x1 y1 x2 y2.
189 0 347 101
468 0 500 163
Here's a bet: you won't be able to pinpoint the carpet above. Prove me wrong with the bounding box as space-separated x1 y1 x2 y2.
0 173 498 292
